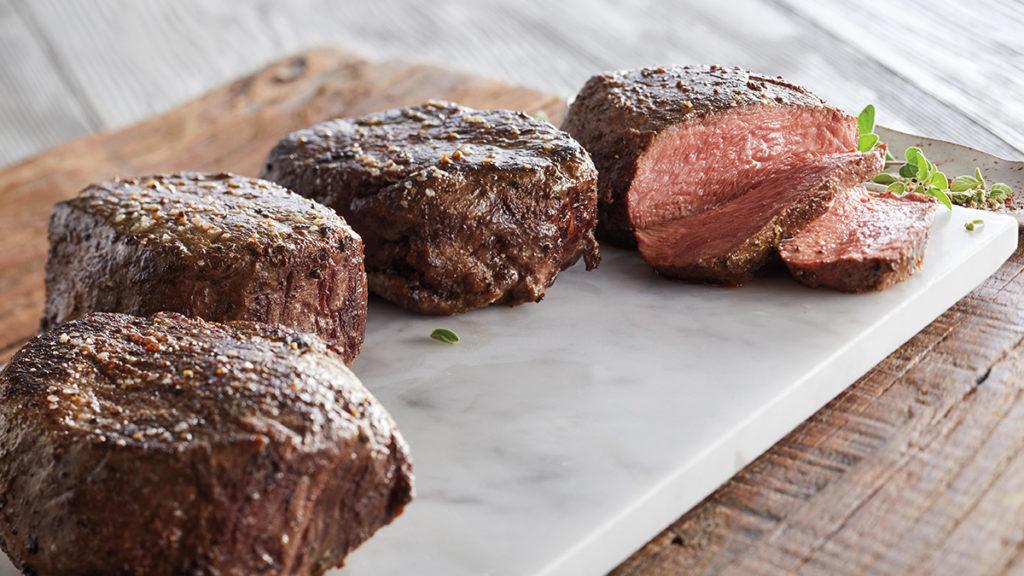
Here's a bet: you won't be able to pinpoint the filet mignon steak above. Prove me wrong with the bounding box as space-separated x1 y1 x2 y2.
42 172 367 363
562 65 858 251
0 312 413 576
780 188 938 291
262 100 600 315
637 149 885 284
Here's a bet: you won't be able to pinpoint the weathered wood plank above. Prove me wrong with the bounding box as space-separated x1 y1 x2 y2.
15 0 287 129
0 48 564 358
775 0 1024 159
0 0 95 164
15 0 1021 160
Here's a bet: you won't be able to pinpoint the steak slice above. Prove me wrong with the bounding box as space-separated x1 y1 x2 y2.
781 188 938 291
562 65 858 248
0 312 413 576
637 149 885 284
262 100 600 315
42 172 367 363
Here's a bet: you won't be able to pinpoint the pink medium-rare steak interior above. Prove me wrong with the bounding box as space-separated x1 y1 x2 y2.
780 187 937 292
636 149 885 282
782 188 936 264
627 106 857 231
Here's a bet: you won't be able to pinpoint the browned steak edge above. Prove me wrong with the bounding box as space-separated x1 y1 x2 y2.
0 312 412 575
562 65 837 247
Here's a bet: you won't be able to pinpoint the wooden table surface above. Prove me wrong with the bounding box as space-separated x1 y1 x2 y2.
1 2 1023 574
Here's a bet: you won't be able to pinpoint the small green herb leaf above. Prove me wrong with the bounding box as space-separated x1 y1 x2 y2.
926 186 953 210
916 158 931 182
873 173 897 185
950 175 980 192
991 182 1013 199
930 171 948 190
857 104 876 136
886 181 906 195
965 219 984 231
430 328 460 344
904 146 923 166
858 132 879 152
899 163 918 179
975 167 987 190
885 150 896 161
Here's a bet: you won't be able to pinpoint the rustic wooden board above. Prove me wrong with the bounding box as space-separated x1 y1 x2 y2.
0 0 97 162
2 48 1023 575
3 0 1021 164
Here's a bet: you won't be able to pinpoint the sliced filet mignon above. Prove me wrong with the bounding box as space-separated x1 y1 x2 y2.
42 172 367 363
780 188 938 291
636 149 885 284
262 100 600 315
0 312 413 576
562 65 858 249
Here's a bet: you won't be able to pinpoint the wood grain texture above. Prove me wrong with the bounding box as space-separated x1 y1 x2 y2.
0 0 96 164
776 0 1024 159
2 48 1024 575
6 0 1023 164
0 48 564 359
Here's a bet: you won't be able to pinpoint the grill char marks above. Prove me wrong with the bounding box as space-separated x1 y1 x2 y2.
562 65 856 248
262 100 600 315
781 188 938 291
42 172 367 363
0 312 413 576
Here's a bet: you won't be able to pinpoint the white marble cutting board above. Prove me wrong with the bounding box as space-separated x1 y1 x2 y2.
331 207 1017 576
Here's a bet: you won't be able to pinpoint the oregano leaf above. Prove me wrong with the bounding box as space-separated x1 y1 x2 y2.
858 132 879 152
991 182 1012 194
886 181 906 195
904 146 923 165
950 175 980 192
857 104 876 136
927 186 953 210
916 158 930 182
430 328 460 344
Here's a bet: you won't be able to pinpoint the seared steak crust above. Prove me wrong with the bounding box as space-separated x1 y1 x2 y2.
42 173 367 363
262 101 600 315
781 189 937 292
562 65 847 246
0 312 413 576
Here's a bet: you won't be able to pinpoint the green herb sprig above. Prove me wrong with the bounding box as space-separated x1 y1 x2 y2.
856 105 895 161
871 146 953 210
858 103 1015 212
965 219 984 231
949 167 1014 210
430 328 460 344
